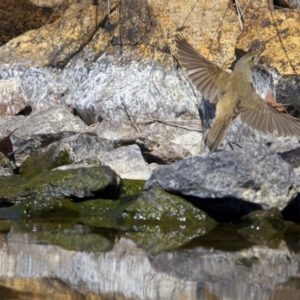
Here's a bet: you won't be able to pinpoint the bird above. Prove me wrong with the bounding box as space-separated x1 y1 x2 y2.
175 35 300 152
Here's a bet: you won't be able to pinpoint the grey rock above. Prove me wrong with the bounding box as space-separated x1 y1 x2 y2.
101 144 151 180
55 132 114 163
113 132 191 164
148 143 191 164
14 107 90 139
145 143 299 213
12 131 78 167
19 133 113 178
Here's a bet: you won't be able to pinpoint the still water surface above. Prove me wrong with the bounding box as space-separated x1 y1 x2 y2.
0 219 300 300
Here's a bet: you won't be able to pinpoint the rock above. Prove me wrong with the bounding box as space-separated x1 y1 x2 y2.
65 55 199 127
0 164 121 204
12 131 78 167
0 67 69 111
119 0 151 46
113 132 192 164
145 144 299 220
0 3 101 67
0 153 14 177
0 0 61 46
153 0 241 68
0 80 29 116
13 107 91 139
20 133 114 178
101 144 152 180
237 8 300 76
277 147 300 169
123 187 213 223
79 187 217 253
148 143 191 164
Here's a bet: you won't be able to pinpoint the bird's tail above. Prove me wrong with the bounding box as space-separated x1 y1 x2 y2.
205 118 231 152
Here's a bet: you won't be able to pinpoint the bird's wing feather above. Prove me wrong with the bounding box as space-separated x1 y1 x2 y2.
239 91 300 136
176 35 230 104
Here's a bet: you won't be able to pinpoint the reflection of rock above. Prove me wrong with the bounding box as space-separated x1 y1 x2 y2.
150 241 300 300
238 208 285 248
0 230 300 300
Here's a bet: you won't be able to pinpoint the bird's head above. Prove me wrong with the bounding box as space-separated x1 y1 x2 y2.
234 52 258 73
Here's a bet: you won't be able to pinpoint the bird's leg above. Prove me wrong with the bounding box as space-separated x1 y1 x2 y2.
265 91 289 114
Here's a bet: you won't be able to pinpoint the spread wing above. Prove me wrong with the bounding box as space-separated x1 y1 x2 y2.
175 35 230 104
239 91 300 137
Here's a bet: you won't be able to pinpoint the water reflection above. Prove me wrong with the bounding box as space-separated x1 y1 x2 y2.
0 221 300 299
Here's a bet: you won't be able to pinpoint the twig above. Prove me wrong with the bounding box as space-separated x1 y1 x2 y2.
128 114 202 132
120 97 140 132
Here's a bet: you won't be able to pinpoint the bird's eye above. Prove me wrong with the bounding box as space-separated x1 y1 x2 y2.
251 56 255 60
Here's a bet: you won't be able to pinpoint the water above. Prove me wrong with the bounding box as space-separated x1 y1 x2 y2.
0 219 300 300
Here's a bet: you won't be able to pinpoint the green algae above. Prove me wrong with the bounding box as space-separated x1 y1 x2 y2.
121 179 145 196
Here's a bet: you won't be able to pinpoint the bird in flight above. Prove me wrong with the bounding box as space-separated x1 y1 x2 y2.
176 35 300 151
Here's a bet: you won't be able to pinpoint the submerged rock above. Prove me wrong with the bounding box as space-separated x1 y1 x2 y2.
145 144 300 219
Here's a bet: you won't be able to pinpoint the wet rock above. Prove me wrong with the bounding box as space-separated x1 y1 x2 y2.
121 179 145 196
145 144 299 220
238 208 285 248
101 144 152 180
121 187 214 225
0 164 121 204
78 187 217 253
0 80 29 116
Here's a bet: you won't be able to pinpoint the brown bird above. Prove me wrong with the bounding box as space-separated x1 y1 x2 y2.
176 35 300 151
